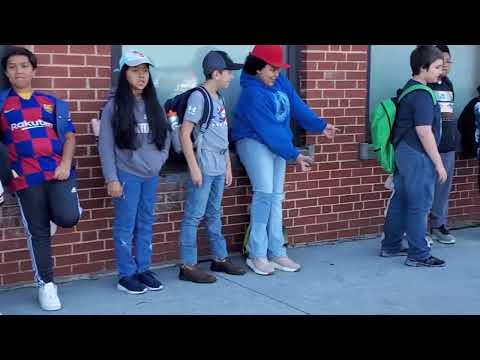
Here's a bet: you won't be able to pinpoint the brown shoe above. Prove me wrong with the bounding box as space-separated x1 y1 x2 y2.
210 259 246 275
179 265 217 283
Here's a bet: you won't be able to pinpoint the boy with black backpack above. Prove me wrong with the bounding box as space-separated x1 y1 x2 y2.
382 45 447 267
176 50 246 283
427 45 458 244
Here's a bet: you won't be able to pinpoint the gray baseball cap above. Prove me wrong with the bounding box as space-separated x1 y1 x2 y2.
202 50 243 76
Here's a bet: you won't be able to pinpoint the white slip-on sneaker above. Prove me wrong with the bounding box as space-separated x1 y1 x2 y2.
270 256 301 272
38 282 62 311
246 258 274 276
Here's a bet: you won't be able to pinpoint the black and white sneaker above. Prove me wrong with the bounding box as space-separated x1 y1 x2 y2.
405 256 446 267
137 270 163 291
431 225 456 244
117 275 147 294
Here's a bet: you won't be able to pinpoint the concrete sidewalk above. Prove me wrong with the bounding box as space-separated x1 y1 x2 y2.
1 227 479 315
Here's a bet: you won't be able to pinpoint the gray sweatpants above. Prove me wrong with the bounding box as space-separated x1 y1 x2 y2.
430 151 455 228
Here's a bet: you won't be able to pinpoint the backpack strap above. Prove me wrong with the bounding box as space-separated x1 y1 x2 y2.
398 84 437 104
392 84 437 147
196 86 214 135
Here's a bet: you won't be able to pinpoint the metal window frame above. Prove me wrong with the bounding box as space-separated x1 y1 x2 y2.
286 45 305 147
365 45 372 143
359 45 376 160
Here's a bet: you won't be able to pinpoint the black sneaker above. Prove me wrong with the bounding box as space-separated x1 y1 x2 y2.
405 256 446 267
380 247 409 257
117 275 147 294
210 259 246 275
137 270 164 291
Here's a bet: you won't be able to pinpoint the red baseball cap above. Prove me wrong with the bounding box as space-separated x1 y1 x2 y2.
250 45 290 69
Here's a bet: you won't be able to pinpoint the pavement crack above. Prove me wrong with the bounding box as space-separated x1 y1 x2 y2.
215 274 311 315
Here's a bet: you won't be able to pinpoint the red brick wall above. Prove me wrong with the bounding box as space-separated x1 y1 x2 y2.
285 45 377 243
1 45 479 287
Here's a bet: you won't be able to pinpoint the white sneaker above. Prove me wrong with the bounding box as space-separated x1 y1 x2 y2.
0 180 4 206
91 118 100 137
246 258 275 276
50 221 57 236
270 256 301 272
425 234 433 248
38 282 62 311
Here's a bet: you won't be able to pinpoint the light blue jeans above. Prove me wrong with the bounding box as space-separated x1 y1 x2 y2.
179 174 229 265
113 170 159 278
236 138 287 259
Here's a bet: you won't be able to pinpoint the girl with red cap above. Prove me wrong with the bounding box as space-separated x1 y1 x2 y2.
232 45 340 275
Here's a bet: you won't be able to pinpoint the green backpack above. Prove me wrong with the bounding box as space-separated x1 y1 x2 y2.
370 84 437 174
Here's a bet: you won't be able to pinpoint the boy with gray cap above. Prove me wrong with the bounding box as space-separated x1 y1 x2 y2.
178 50 245 283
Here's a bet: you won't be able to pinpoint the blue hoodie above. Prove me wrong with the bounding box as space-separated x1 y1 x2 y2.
232 72 327 160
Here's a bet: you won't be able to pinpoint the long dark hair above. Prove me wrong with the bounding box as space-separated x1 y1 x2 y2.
112 65 168 150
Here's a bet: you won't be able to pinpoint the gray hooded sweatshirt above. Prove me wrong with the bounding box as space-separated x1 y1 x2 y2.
98 98 171 183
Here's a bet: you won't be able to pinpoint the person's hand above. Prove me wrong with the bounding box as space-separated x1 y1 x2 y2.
225 165 232 187
436 163 448 184
190 167 203 187
108 181 123 198
53 162 71 180
323 123 342 139
296 154 314 172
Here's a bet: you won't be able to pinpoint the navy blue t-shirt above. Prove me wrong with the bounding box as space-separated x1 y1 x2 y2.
393 79 441 154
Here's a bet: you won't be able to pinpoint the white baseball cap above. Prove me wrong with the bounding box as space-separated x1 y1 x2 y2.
116 49 154 71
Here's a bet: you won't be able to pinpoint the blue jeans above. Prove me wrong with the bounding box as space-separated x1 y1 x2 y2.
179 174 229 265
430 151 455 228
113 170 159 278
236 138 287 259
383 142 436 260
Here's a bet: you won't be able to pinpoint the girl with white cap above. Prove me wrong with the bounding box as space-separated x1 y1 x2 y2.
99 49 171 294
